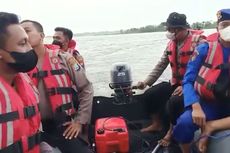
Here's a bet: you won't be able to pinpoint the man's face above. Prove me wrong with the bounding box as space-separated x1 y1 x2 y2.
167 27 186 40
21 22 43 48
167 27 178 33
218 20 230 43
53 31 68 49
0 24 31 64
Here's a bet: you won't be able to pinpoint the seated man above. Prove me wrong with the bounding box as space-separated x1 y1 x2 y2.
21 20 93 153
52 27 85 68
0 12 41 153
135 12 205 135
173 9 230 153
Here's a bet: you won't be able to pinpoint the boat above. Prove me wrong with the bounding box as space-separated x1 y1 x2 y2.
52 62 230 153
89 62 182 153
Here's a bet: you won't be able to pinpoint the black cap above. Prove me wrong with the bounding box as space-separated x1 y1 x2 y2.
166 12 190 28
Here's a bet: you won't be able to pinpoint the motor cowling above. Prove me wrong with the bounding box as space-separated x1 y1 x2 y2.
109 63 134 99
110 62 132 89
109 62 133 104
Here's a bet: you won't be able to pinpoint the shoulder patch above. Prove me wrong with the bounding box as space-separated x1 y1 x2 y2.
73 63 81 71
190 49 199 61
67 57 81 71
217 10 222 21
67 57 78 66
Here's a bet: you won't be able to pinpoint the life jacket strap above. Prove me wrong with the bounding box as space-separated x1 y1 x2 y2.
196 76 215 90
28 132 41 150
166 51 172 55
179 51 193 56
215 63 230 70
47 87 74 96
0 111 19 123
203 62 213 69
172 73 183 80
0 132 41 153
32 69 66 78
0 104 40 124
56 102 73 112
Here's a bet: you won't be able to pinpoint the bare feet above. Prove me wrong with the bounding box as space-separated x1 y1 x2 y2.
198 122 214 153
140 122 162 132
158 125 173 147
158 135 171 147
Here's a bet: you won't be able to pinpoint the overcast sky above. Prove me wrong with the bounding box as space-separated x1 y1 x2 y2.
1 0 229 35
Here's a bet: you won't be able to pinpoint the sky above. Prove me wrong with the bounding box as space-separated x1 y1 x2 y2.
1 0 229 35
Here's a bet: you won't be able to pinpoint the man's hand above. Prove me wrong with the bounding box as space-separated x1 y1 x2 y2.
172 86 183 96
63 120 82 139
135 81 147 90
192 103 206 127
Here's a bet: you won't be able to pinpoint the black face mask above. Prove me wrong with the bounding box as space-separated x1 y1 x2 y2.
2 49 38 72
52 40 63 48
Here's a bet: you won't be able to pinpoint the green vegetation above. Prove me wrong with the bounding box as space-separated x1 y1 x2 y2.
75 21 217 36
191 21 217 30
120 21 217 34
120 22 166 34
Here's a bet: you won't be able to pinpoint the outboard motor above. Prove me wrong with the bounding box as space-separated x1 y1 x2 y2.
109 62 133 104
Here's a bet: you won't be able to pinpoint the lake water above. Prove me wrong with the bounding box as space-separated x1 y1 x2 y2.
46 29 216 96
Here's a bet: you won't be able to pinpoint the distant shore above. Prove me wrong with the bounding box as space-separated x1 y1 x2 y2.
76 20 216 36
46 20 216 37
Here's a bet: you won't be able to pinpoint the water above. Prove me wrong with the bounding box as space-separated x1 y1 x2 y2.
77 32 170 96
46 29 216 96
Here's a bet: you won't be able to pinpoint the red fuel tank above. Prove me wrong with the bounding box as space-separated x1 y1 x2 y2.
95 117 129 153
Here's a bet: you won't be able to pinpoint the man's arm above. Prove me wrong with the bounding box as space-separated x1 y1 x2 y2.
183 42 210 127
61 53 93 124
144 49 169 86
73 50 85 69
183 43 209 107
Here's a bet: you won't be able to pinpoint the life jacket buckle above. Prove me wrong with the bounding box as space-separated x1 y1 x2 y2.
32 71 48 78
47 88 57 96
28 132 41 150
24 105 36 118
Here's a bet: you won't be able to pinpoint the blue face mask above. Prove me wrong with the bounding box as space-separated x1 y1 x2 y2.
1 48 38 72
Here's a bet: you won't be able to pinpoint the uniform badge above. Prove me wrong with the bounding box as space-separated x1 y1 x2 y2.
217 10 222 21
67 57 81 71
51 57 59 64
73 63 81 71
191 49 199 61
67 57 77 66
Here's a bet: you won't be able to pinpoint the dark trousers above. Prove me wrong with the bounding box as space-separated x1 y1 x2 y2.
42 119 92 153
144 82 173 116
144 82 183 126
166 95 184 125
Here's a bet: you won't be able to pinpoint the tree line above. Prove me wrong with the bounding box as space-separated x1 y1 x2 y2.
120 21 217 34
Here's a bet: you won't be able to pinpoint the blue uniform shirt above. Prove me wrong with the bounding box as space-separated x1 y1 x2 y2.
183 42 230 107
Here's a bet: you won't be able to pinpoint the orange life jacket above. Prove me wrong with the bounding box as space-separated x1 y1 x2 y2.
28 48 76 115
45 44 85 69
0 73 41 153
166 30 203 85
207 32 219 42
194 40 225 100
68 39 76 49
